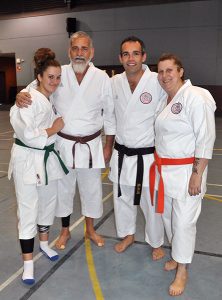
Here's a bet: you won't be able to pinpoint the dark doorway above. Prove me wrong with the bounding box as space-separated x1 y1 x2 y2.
0 72 6 103
0 53 17 105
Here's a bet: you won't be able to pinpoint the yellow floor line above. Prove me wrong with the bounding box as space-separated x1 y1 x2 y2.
84 224 104 300
101 167 109 179
83 168 109 300
204 195 222 202
205 193 222 198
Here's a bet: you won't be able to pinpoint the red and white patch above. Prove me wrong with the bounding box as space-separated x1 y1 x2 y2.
171 102 182 114
140 92 152 104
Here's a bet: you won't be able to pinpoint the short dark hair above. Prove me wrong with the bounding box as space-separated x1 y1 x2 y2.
120 36 146 55
158 53 185 81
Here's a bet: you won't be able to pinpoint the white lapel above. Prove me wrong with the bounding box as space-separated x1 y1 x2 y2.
63 62 97 124
122 65 151 118
158 80 192 118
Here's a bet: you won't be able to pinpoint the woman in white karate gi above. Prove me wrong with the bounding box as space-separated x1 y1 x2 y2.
8 48 68 285
150 53 216 296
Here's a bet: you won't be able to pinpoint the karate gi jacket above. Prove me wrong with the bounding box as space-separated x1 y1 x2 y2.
8 88 65 185
27 63 116 169
109 65 165 187
154 79 216 200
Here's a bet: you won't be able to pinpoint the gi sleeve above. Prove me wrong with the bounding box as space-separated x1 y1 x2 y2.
102 76 116 135
189 89 216 159
10 97 48 149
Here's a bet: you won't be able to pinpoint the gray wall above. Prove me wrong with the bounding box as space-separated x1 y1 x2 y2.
0 0 221 86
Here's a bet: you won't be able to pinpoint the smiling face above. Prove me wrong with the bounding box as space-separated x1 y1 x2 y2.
69 36 94 73
119 41 146 77
157 59 184 98
37 66 61 98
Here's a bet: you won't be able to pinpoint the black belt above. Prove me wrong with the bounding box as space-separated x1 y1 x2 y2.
114 141 155 205
57 130 101 169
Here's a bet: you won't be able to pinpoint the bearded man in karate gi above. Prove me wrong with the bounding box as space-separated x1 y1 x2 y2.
16 31 116 249
109 36 165 259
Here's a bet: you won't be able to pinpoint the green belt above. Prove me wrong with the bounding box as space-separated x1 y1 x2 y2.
15 138 69 185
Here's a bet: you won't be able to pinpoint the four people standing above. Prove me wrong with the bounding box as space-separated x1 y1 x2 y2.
11 32 216 297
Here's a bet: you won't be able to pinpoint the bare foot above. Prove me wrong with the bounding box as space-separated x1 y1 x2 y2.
55 229 71 250
152 247 165 261
164 259 178 271
114 235 134 253
169 265 188 296
85 231 105 247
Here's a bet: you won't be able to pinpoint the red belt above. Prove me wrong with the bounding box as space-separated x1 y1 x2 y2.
149 151 195 213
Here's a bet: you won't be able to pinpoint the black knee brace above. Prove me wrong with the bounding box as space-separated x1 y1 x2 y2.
61 215 71 227
37 225 50 234
20 238 34 254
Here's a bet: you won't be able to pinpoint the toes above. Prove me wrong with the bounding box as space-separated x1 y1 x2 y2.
114 237 134 253
85 233 105 247
152 247 165 261
55 235 70 250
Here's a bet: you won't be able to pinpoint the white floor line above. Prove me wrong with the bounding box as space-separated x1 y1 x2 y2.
0 138 13 141
207 183 222 187
0 131 13 135
0 191 113 292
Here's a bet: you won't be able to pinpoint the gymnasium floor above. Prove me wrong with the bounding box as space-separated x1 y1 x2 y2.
0 110 222 300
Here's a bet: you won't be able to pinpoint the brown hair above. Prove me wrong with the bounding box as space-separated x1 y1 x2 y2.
158 53 185 81
34 48 60 84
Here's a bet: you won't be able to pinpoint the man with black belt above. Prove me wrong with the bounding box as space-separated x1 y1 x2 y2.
16 31 116 249
109 36 165 258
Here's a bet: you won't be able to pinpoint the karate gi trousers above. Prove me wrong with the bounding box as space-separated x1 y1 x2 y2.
56 168 103 219
163 194 202 263
113 183 164 248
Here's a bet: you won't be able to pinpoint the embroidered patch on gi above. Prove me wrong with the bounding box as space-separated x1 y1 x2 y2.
140 92 152 104
171 102 182 114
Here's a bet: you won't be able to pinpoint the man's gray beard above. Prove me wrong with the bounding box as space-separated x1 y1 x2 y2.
72 59 91 74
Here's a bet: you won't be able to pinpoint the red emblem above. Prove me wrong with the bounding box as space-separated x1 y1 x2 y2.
140 92 152 104
171 102 182 114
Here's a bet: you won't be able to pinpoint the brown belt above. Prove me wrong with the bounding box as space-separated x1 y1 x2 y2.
57 130 101 168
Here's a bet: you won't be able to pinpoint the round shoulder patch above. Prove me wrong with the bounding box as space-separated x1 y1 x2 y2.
140 92 152 104
171 102 182 114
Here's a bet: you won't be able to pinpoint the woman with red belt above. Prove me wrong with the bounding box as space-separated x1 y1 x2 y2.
150 53 216 296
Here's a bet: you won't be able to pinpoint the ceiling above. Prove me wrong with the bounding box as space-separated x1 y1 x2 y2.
0 0 206 18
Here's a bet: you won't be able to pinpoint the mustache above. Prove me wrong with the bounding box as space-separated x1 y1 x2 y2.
74 56 86 62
